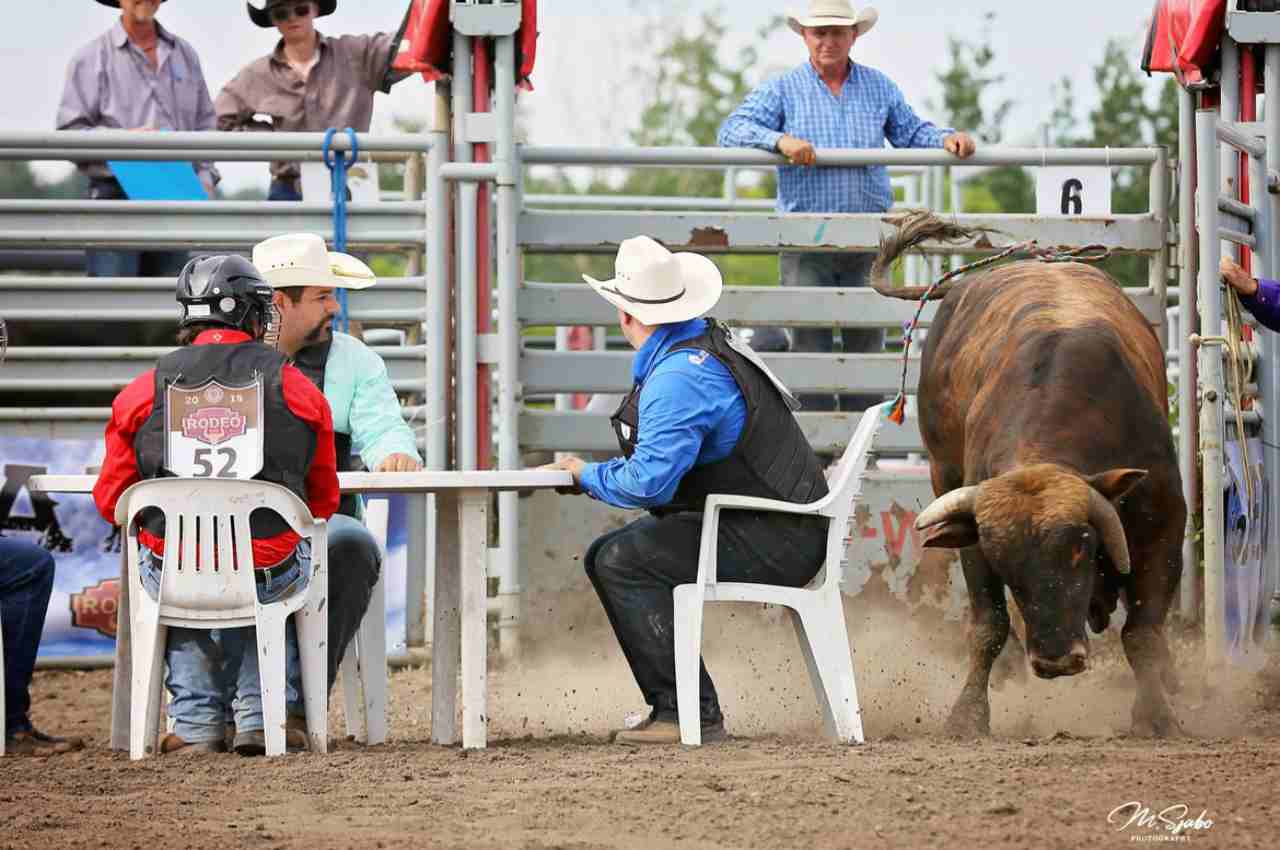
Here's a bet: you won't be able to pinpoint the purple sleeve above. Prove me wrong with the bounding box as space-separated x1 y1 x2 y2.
1240 277 1280 333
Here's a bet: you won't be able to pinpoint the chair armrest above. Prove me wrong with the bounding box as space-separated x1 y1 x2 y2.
703 493 823 516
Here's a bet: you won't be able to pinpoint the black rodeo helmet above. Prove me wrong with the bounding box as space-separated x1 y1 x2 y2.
177 255 279 345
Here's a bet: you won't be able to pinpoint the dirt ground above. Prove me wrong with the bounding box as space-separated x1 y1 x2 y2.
6 602 1280 850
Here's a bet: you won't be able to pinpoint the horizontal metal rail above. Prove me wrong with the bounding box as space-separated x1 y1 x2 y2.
0 130 434 154
0 276 427 322
1220 227 1257 248
520 349 919 395
0 200 426 249
520 409 928 455
521 146 1161 168
1217 121 1268 159
518 283 1168 327
517 211 1164 254
0 345 427 389
0 149 417 164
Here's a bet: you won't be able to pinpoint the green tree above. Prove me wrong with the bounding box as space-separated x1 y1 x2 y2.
931 13 1032 213
1083 39 1179 287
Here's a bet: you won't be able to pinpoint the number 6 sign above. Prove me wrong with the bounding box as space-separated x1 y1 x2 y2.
1035 166 1112 216
164 377 265 480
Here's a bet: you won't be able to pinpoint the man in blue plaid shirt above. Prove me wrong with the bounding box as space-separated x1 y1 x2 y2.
718 0 975 412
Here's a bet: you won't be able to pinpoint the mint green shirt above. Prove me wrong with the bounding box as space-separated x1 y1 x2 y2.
322 332 421 472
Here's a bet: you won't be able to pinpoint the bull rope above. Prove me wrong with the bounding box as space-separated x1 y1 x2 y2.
1223 284 1260 555
886 242 1112 425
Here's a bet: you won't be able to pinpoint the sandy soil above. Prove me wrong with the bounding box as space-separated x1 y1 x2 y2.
5 600 1280 850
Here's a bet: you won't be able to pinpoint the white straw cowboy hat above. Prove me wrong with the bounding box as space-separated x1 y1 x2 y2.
252 233 376 289
786 0 878 36
583 236 723 326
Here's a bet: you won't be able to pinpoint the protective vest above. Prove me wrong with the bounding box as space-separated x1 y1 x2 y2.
611 321 829 515
293 338 361 518
133 341 316 539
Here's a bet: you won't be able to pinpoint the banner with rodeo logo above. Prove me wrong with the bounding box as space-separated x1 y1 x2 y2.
0 435 410 659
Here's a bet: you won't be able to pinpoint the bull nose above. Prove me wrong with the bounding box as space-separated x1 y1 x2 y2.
1029 642 1088 679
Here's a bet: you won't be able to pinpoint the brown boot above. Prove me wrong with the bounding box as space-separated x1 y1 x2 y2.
159 733 226 756
613 715 727 745
233 716 309 757
5 728 86 757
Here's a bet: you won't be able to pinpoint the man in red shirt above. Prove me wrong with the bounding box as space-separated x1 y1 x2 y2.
93 255 338 756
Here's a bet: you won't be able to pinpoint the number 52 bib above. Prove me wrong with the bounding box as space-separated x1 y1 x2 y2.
164 377 265 479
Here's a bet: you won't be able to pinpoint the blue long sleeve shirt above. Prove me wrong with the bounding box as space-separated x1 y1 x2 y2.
717 61 951 213
1242 278 1280 333
579 319 747 510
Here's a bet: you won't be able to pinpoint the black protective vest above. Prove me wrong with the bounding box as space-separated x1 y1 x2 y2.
293 338 362 518
611 321 829 516
133 341 316 539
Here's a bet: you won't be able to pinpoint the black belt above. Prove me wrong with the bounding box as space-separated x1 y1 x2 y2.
255 557 298 583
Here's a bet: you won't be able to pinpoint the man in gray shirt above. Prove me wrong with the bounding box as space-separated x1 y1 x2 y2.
217 0 405 200
57 0 219 277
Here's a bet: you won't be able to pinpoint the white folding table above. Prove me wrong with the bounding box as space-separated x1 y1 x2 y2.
27 469 572 750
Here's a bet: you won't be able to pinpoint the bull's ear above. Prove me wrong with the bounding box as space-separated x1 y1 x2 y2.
1085 468 1148 503
921 519 979 549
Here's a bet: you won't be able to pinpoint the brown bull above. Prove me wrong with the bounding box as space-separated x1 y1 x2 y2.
872 213 1186 737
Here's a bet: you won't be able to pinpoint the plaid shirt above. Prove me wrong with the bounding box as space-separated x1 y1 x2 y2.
718 61 952 213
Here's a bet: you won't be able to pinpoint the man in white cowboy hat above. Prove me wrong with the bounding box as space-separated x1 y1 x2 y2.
58 0 219 275
253 232 422 691
217 1 410 200
718 0 976 414
545 237 832 745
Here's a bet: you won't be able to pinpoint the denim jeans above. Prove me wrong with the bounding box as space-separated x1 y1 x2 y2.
267 179 303 201
85 178 190 278
779 251 885 413
585 511 827 725
324 514 383 691
1 538 56 736
139 544 308 743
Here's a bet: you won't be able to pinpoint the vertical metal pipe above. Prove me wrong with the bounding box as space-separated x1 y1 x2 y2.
1178 87 1200 622
413 117 452 649
1262 46 1280 637
493 34 522 657
1196 108 1226 674
474 38 494 471
1150 145 1170 352
1221 38 1241 263
453 32 478 471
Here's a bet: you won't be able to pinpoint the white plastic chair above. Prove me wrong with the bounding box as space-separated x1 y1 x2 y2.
338 498 388 746
673 402 888 746
115 478 328 760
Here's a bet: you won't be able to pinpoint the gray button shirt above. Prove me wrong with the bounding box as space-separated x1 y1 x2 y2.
216 31 401 183
56 20 219 189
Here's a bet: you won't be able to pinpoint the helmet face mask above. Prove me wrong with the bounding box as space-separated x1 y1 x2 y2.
177 255 274 340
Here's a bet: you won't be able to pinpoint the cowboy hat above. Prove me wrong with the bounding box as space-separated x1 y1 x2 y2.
252 233 376 289
247 0 336 28
786 0 878 36
95 0 166 6
583 236 723 326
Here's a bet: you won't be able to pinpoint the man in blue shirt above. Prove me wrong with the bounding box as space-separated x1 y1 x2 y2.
546 236 831 744
718 0 975 412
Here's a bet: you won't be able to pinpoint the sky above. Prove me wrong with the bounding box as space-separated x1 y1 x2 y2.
7 0 1165 193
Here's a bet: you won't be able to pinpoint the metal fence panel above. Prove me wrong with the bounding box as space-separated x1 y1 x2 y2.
517 211 1165 254
519 349 918 395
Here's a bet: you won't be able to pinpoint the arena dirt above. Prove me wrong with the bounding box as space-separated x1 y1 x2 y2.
6 597 1280 849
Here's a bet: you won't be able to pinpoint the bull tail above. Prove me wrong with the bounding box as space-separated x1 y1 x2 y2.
869 211 1002 301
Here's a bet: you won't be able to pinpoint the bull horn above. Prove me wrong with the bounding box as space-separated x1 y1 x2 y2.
915 486 979 530
1087 488 1132 575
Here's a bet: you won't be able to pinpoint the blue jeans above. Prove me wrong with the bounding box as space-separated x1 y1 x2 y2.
0 539 56 736
267 179 303 201
85 178 190 278
779 251 885 413
139 544 308 743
